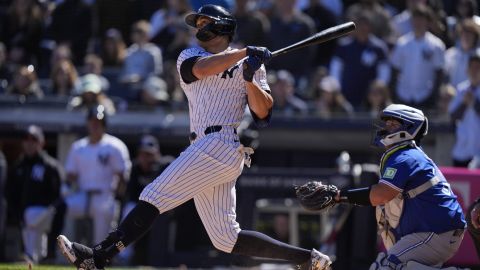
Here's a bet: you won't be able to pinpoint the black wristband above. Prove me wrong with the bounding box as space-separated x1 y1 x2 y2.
339 186 372 206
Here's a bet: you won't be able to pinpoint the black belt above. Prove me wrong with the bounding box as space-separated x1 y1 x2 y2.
189 125 236 141
205 125 223 134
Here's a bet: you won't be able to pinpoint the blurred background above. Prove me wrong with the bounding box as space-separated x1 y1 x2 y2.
0 0 479 269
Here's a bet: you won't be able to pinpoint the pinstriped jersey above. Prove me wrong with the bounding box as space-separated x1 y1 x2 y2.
176 46 270 132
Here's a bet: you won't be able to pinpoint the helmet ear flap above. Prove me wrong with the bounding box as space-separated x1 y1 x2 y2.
414 118 428 145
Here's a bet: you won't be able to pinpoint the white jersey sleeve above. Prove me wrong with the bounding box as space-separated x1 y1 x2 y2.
176 47 209 87
64 140 82 175
108 135 132 178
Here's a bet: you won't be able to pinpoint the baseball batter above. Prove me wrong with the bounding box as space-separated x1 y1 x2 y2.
58 5 331 270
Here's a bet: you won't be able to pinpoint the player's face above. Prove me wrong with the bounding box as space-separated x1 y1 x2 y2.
22 135 42 156
87 118 105 138
195 16 220 44
195 16 213 29
384 118 402 133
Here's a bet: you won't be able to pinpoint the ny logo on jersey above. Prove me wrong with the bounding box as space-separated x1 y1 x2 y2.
221 64 240 79
98 151 110 166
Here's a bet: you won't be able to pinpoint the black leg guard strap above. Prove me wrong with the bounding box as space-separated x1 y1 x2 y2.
93 200 159 267
231 230 310 264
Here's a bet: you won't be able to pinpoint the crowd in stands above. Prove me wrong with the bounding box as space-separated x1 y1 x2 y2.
0 0 478 119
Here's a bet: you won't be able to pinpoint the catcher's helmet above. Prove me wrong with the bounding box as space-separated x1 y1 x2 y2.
373 104 428 147
185 4 236 39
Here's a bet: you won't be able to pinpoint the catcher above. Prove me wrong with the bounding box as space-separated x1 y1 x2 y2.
295 104 466 270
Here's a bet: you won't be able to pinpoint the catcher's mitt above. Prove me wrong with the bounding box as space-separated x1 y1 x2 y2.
294 181 339 211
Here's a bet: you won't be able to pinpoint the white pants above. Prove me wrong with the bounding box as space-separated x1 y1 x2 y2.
64 191 117 244
140 130 244 253
23 206 51 262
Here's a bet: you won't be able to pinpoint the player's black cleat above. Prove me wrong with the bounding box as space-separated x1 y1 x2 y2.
57 235 103 270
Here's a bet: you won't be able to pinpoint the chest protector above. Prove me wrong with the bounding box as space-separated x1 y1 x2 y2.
376 176 440 249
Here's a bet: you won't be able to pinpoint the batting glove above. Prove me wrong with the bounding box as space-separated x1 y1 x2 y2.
246 46 272 64
243 56 262 82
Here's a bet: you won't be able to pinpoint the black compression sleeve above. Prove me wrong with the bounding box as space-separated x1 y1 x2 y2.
339 186 372 206
180 56 200 84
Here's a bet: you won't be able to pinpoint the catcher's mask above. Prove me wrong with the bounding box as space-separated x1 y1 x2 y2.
372 104 428 147
185 4 236 42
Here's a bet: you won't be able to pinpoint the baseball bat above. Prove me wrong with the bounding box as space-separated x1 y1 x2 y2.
272 22 356 57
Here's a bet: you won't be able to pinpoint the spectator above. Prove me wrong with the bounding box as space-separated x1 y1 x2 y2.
329 11 390 109
446 0 480 43
390 4 445 110
0 0 44 65
313 76 354 119
120 21 163 84
6 125 65 263
302 0 338 66
448 50 480 167
68 74 116 115
6 65 44 100
364 80 392 118
38 43 73 79
232 0 270 48
150 0 192 52
162 61 186 110
304 66 328 100
319 0 342 19
270 70 309 117
392 0 428 39
436 83 456 120
63 105 131 244
83 54 110 93
136 76 169 109
49 0 93 64
267 0 316 80
100 28 127 68
445 19 480 88
94 0 138 43
345 0 394 43
162 21 191 62
49 59 78 97
120 134 172 265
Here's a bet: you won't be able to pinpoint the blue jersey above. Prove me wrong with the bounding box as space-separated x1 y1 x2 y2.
379 143 466 238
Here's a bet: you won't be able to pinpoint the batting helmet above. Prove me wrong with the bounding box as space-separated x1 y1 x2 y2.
185 4 236 40
373 104 428 147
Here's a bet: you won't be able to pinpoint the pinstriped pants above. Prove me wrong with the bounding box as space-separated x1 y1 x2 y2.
139 132 244 253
